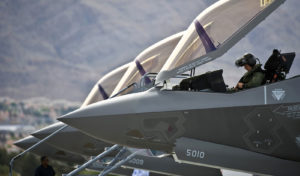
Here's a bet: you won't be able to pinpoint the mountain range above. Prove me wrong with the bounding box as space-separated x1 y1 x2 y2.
0 0 299 102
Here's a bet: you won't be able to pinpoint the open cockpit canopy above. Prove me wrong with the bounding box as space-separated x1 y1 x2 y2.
111 32 184 96
156 0 285 83
81 62 131 107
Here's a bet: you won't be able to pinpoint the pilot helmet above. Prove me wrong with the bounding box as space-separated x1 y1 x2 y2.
235 53 257 67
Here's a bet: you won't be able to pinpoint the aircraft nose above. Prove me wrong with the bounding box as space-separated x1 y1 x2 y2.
59 91 141 120
57 89 165 145
57 107 93 132
57 89 150 126
31 122 65 139
57 95 139 143
59 99 122 123
58 108 85 122
14 136 39 149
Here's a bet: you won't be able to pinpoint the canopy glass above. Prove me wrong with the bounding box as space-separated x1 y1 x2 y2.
82 63 131 107
157 0 284 82
111 32 184 96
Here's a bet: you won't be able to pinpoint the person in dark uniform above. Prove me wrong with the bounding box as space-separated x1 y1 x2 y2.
231 53 265 91
35 156 55 176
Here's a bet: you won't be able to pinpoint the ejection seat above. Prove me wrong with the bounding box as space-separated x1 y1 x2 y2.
263 49 295 84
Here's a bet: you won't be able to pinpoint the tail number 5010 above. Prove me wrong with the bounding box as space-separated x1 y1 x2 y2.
186 149 205 159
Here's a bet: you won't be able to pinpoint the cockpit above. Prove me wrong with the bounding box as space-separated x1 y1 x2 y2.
120 49 296 95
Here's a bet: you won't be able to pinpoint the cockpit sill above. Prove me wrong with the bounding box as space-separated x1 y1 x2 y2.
158 73 300 94
113 70 299 98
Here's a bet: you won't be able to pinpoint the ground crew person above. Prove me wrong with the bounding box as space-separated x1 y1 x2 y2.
35 156 55 176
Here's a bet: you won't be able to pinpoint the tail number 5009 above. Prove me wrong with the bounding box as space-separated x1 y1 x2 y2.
186 149 205 159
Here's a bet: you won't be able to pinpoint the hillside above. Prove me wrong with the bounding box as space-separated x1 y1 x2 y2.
0 0 213 101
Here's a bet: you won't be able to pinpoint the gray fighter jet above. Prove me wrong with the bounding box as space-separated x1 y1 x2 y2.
28 61 132 157
14 136 145 176
59 0 300 175
30 31 185 157
32 122 109 156
32 121 222 176
29 31 224 176
14 136 86 164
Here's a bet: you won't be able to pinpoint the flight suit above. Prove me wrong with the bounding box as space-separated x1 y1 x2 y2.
239 64 265 89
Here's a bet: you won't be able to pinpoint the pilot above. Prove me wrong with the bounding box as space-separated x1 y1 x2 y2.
232 53 265 91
